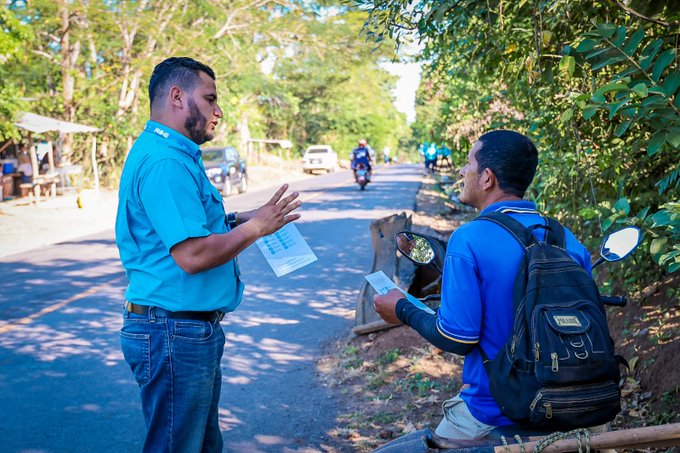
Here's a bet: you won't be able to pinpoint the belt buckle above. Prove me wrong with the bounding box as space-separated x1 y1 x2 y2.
215 311 225 322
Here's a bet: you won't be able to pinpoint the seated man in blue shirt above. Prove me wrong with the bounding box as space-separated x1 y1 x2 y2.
374 130 590 440
116 57 302 453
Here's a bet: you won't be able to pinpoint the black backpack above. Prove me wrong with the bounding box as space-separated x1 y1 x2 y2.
476 212 623 430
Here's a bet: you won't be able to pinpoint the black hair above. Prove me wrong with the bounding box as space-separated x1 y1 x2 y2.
148 57 215 110
475 130 538 197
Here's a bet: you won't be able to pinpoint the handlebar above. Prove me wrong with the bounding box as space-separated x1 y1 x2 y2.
601 295 627 307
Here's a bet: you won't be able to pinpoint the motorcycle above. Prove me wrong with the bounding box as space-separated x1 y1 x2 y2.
374 225 650 453
355 163 370 190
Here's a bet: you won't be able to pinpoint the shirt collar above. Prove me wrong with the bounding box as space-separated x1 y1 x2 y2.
481 200 538 215
144 120 201 159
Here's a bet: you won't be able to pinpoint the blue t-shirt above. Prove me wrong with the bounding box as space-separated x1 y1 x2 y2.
115 120 244 313
352 147 371 166
437 200 591 426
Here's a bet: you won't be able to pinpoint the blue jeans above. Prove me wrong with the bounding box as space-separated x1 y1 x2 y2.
120 308 226 453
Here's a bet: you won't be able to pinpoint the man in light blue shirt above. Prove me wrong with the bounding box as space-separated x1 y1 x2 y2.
116 57 301 453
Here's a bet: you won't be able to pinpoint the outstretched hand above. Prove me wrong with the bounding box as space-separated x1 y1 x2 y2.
247 184 302 237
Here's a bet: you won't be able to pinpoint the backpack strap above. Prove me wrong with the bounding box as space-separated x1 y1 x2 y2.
476 211 536 248
544 216 566 248
476 211 566 249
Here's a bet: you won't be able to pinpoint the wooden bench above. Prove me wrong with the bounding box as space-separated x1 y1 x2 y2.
19 172 59 204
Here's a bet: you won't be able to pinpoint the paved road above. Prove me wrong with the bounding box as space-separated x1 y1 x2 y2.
0 164 422 452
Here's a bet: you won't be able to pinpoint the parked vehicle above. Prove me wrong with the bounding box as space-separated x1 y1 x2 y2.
302 145 338 174
201 146 247 197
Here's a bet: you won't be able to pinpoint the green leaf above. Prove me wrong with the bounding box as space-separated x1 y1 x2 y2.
595 82 629 95
615 119 632 136
642 95 667 108
591 54 627 71
631 82 649 97
639 39 664 70
585 48 612 60
582 105 599 120
576 39 597 53
597 23 617 39
614 197 631 215
650 237 667 256
652 49 676 82
647 130 666 156
636 206 651 220
559 56 575 78
662 71 680 96
651 209 673 227
612 26 627 47
559 108 574 123
668 261 680 273
623 28 645 56
667 128 680 147
591 93 607 104
602 217 615 232
608 99 631 119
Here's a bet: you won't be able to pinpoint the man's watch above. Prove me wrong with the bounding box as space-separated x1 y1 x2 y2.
226 211 238 229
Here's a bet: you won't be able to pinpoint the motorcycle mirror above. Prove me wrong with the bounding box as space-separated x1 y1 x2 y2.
599 226 642 262
395 232 435 265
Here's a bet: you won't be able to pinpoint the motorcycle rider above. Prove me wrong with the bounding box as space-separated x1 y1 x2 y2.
351 139 373 182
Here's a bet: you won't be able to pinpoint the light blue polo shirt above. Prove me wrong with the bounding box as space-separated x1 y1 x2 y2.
115 120 244 313
437 200 591 426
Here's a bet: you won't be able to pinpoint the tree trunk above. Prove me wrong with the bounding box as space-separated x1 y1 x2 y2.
59 3 81 162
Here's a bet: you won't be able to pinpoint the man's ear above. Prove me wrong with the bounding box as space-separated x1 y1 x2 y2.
480 168 496 191
169 86 183 109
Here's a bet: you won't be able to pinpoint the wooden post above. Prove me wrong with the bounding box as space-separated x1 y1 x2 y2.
91 135 99 196
353 212 417 335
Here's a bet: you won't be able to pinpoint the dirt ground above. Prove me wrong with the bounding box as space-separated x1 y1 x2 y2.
319 175 680 452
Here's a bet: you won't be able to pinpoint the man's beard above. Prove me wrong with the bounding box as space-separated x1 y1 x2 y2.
185 98 213 145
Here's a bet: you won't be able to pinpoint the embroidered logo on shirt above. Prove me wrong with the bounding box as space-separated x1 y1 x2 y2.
153 127 169 139
553 315 582 327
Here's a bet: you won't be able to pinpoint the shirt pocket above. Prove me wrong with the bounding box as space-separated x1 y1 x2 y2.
200 183 227 231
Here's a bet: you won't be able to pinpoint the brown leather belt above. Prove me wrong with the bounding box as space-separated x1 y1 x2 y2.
125 302 224 323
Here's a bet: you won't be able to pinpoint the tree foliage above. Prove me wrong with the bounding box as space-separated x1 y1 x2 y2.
1 1 408 183
354 0 679 280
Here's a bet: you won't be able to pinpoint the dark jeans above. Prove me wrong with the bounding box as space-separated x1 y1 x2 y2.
121 308 226 453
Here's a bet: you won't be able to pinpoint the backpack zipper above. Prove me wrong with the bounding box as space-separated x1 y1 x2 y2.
530 392 542 410
544 402 553 419
551 352 559 372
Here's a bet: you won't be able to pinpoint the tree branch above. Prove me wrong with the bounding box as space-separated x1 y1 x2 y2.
613 1 678 27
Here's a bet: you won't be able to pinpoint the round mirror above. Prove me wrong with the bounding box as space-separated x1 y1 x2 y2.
395 232 435 265
600 226 642 262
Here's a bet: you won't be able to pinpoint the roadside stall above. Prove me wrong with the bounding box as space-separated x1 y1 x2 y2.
11 112 100 204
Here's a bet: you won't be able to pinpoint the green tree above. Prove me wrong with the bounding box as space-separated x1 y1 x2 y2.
354 0 679 280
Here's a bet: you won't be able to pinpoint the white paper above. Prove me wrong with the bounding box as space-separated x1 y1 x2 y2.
255 223 318 277
364 270 436 314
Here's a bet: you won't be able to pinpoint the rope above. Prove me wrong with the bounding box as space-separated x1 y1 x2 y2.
500 435 526 453
501 428 591 453
534 428 591 452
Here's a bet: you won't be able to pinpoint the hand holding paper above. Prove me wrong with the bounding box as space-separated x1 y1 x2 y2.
365 271 436 315
255 223 317 277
